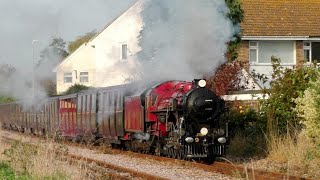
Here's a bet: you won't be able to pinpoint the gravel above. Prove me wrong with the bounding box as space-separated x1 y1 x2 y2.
1 130 239 180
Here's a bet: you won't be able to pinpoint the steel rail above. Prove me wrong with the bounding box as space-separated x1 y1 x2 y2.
1 129 315 180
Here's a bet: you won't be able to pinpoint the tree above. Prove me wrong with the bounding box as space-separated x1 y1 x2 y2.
38 37 69 66
61 84 90 95
0 64 16 80
0 64 16 102
225 0 244 62
35 37 69 97
38 79 56 97
225 0 244 24
206 61 242 96
68 31 96 53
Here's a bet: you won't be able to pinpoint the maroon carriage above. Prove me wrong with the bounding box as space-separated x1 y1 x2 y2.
76 90 97 141
58 95 77 137
44 98 59 135
96 86 125 143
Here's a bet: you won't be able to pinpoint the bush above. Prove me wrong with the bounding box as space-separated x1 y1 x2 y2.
260 57 318 135
0 96 15 103
61 83 90 95
206 61 242 96
295 72 320 144
225 108 267 157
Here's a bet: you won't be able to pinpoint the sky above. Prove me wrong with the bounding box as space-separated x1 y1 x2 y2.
0 0 238 106
0 0 133 71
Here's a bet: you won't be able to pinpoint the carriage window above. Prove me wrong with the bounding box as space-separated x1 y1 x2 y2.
151 94 157 106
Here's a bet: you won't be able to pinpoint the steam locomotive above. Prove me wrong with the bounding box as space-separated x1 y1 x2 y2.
0 79 228 163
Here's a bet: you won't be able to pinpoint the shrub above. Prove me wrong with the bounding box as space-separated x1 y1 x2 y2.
225 108 267 157
260 57 318 135
0 96 15 103
295 72 320 144
61 83 90 95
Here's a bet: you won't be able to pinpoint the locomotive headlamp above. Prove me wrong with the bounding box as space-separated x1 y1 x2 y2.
200 127 209 136
185 137 194 143
218 137 227 144
198 79 206 87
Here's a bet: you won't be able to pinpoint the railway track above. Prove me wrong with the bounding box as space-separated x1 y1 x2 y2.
101 149 313 180
0 135 166 180
62 139 312 180
1 129 314 180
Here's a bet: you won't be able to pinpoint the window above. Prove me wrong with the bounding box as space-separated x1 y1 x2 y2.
249 41 294 64
80 72 89 83
64 72 72 83
304 42 311 62
121 44 128 60
249 41 258 63
304 41 320 63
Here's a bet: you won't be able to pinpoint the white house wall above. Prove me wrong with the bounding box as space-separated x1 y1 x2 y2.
89 0 143 87
56 45 96 93
249 40 295 88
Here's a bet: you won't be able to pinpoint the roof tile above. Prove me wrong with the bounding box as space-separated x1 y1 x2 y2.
241 0 320 36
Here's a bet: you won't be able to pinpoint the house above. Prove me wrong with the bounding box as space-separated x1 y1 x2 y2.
238 0 320 86
54 0 142 93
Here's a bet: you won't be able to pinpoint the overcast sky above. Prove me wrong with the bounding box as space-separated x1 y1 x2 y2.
0 0 133 71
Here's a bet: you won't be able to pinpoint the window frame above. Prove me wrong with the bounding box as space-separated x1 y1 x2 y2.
63 72 72 83
249 41 259 63
303 41 311 63
120 43 128 61
303 41 320 63
249 40 296 65
79 72 89 83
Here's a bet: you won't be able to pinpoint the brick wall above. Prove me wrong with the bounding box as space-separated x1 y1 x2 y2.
237 40 249 71
296 40 304 67
225 99 260 112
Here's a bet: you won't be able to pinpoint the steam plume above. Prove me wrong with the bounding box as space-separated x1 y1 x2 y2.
137 0 238 82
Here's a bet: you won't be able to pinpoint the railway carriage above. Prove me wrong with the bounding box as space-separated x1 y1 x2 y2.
0 79 228 163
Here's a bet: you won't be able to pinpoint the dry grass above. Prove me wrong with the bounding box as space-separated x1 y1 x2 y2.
249 132 320 178
0 128 92 179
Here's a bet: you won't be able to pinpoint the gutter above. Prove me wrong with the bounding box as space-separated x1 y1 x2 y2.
241 36 320 41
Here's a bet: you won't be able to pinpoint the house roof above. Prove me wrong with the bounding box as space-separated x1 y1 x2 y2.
53 0 139 72
241 0 320 37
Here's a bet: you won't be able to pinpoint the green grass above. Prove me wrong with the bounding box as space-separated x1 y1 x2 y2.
0 161 30 180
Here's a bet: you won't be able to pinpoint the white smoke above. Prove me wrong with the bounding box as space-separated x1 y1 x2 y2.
0 0 133 106
137 0 239 82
